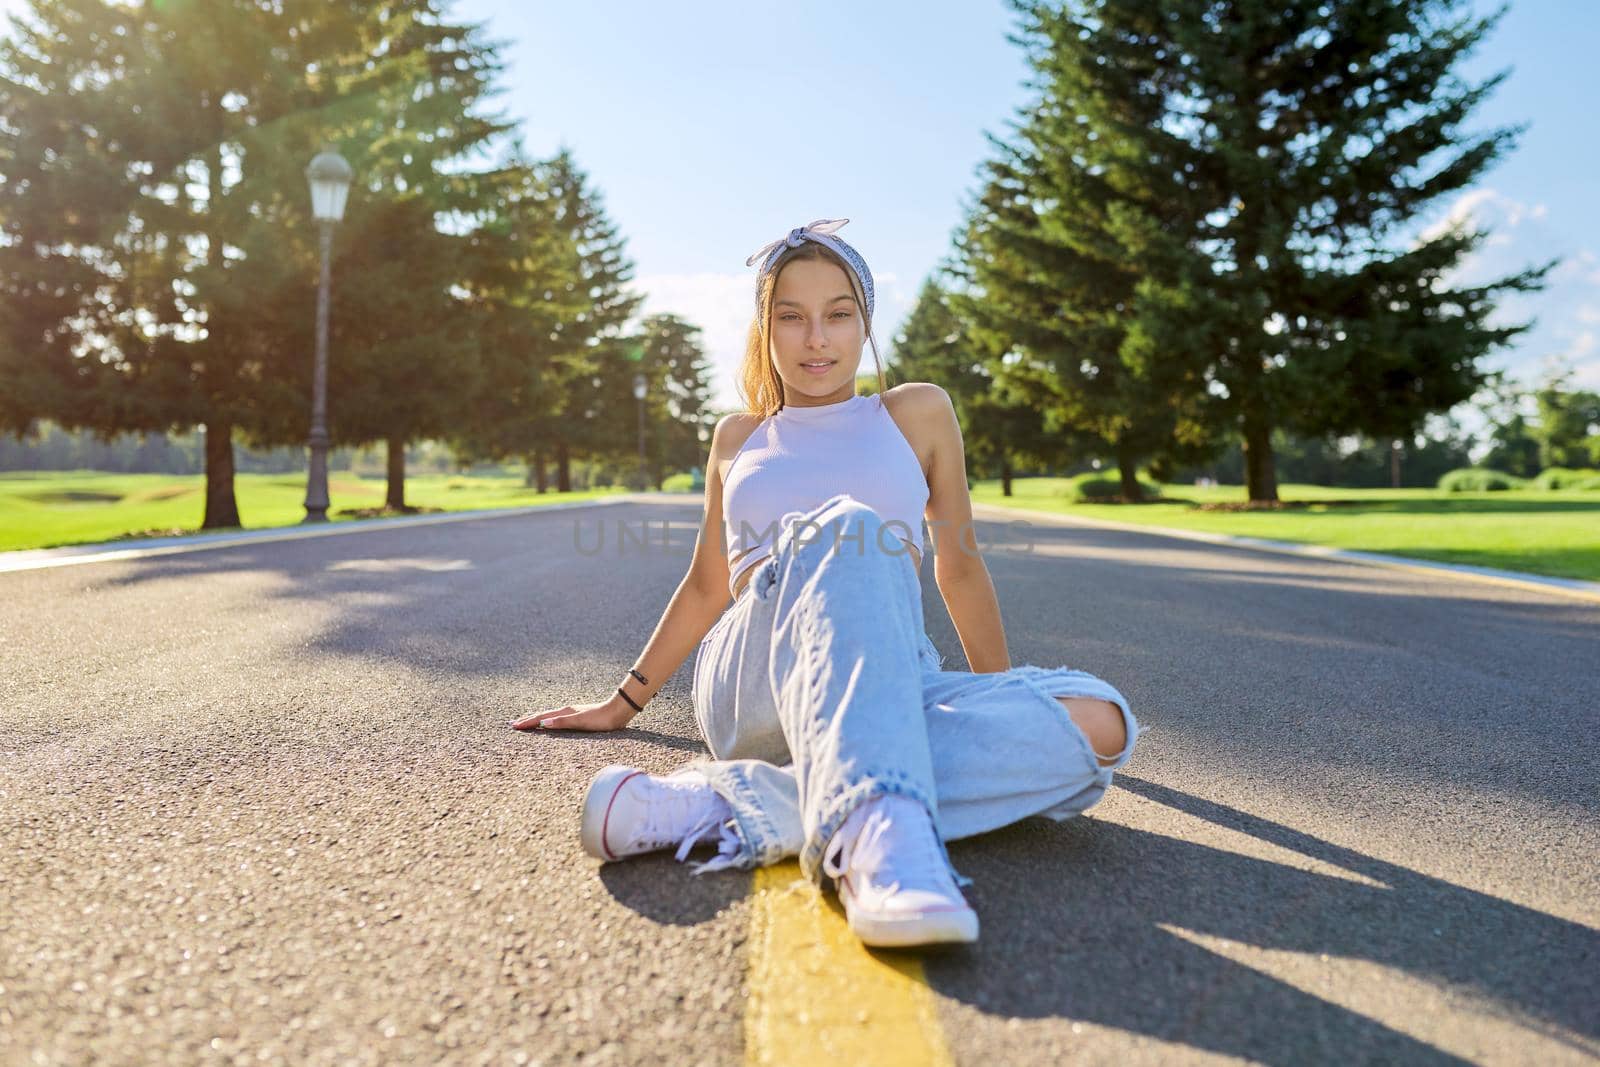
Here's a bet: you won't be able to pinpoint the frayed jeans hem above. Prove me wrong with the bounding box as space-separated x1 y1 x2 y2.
684 757 782 872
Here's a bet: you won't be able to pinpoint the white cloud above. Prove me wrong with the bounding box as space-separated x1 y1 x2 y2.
1415 187 1502 246
635 271 755 414
1555 331 1599 390
1415 188 1553 262
1550 248 1600 286
1411 187 1600 398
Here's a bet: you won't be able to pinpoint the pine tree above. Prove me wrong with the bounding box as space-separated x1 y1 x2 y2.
534 148 645 493
887 276 1067 496
635 312 718 488
283 0 517 512
446 146 649 494
0 1 166 441
949 0 1219 502
1134 0 1553 500
444 145 600 490
2 1 340 526
955 0 1553 503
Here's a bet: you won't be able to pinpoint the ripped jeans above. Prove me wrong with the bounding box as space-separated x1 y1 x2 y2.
684 493 1150 889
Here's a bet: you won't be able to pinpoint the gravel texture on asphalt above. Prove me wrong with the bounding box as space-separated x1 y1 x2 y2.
3 497 1596 1065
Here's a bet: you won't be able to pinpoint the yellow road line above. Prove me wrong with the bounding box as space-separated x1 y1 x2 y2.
744 861 954 1066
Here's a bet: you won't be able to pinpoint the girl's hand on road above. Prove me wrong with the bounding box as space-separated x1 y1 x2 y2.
509 694 635 732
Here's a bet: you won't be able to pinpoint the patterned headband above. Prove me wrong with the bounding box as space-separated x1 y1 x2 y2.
744 217 875 325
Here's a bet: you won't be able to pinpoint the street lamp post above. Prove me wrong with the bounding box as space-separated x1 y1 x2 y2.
302 145 353 523
633 372 648 490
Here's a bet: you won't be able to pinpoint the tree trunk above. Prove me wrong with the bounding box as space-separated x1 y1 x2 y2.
386 437 406 509
1390 439 1402 488
201 419 240 529
556 440 571 493
523 450 539 489
535 449 549 493
1000 458 1012 497
1117 445 1145 503
1242 414 1279 502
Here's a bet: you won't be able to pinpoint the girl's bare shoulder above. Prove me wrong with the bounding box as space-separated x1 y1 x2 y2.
880 383 951 480
712 411 766 483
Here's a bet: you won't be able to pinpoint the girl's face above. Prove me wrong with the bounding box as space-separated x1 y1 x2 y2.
769 258 866 406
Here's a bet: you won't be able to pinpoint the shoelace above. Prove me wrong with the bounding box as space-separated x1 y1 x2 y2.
684 820 744 876
672 806 728 864
624 775 726 857
823 798 951 896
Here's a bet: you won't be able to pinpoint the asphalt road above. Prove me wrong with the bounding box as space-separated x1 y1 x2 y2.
2 494 1596 1065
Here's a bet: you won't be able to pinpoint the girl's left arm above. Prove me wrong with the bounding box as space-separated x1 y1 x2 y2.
914 384 1012 673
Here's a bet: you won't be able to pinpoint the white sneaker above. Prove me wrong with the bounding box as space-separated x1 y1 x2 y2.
821 794 979 947
580 764 735 863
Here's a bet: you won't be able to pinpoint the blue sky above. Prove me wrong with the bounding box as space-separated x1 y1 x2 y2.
446 0 1037 413
446 0 1600 431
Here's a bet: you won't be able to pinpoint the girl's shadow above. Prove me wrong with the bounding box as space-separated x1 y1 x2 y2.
924 774 1598 1063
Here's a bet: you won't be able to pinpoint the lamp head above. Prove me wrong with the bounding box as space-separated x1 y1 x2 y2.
305 145 353 223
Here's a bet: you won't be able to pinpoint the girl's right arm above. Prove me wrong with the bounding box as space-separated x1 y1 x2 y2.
509 415 749 733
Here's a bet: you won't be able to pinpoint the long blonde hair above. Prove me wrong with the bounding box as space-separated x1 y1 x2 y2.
737 242 889 417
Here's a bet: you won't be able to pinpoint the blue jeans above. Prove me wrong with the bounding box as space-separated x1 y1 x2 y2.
685 493 1149 889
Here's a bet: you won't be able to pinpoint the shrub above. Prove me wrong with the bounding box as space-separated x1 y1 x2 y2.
1065 472 1164 502
1529 466 1600 490
660 472 695 492
1436 467 1525 492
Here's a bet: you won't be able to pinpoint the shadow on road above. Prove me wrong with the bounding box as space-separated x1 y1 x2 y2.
925 776 1598 1062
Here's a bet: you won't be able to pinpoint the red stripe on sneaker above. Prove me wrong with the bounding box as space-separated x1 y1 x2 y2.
600 770 644 861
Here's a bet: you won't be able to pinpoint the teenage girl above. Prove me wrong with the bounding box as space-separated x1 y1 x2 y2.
512 218 1147 948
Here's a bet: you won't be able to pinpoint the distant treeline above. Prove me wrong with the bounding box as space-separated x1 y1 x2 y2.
0 419 706 489
4 416 1477 491
0 421 455 478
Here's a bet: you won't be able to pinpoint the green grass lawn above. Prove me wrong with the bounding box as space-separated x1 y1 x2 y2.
0 470 628 553
970 478 1600 583
4 470 1598 583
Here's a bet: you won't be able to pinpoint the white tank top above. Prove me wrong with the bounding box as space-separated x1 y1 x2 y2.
722 392 929 597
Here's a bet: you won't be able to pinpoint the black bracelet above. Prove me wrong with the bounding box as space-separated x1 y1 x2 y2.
628 667 649 686
616 686 644 713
